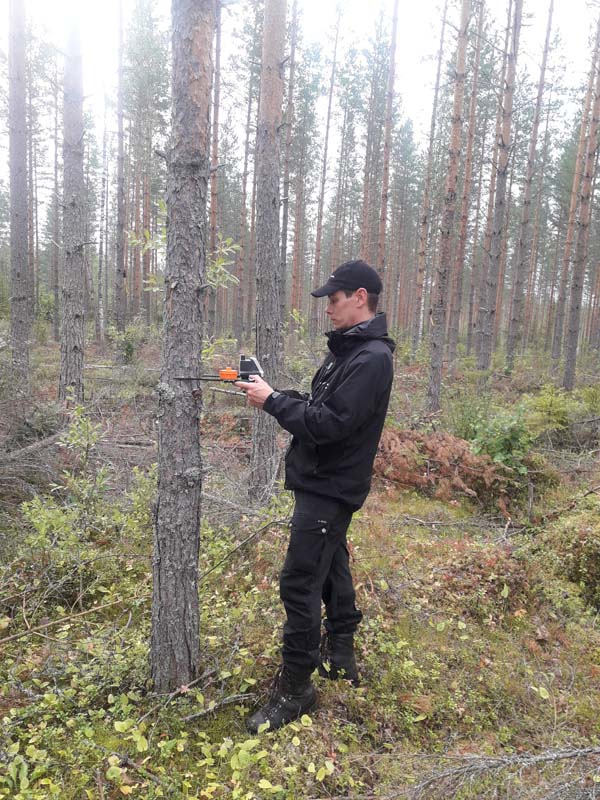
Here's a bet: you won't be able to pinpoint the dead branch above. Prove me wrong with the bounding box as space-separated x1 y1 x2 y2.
1 431 64 464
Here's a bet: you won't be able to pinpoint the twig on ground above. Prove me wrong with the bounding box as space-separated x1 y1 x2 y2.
182 692 255 721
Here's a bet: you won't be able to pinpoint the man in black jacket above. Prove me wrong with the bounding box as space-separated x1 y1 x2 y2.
235 260 395 732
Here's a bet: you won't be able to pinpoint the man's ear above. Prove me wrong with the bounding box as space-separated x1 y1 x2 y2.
355 288 368 306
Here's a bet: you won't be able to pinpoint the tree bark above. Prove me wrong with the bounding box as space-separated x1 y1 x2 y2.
280 0 297 326
151 0 215 693
59 21 85 404
505 0 553 371
311 10 340 337
427 0 471 413
563 20 600 391
96 99 108 344
477 0 522 371
448 0 483 370
207 0 221 339
115 0 127 331
9 0 31 384
52 57 61 343
551 24 599 369
412 0 448 355
377 0 399 274
250 0 286 501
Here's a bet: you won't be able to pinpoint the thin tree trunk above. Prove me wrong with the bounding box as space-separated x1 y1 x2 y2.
207 0 221 338
115 0 127 330
311 10 340 336
377 0 399 275
522 101 552 349
9 0 30 383
505 0 553 371
466 122 487 356
59 21 85 404
27 53 36 324
132 168 141 316
477 0 522 371
96 100 108 344
233 3 260 345
250 0 286 501
52 59 61 343
448 0 484 370
280 0 297 326
563 22 600 390
142 172 151 325
151 0 215 694
412 0 448 355
427 0 471 413
551 26 599 369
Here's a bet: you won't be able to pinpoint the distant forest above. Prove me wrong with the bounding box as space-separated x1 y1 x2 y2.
2 0 600 404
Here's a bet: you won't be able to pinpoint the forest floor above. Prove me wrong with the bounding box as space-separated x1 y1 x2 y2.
1 334 600 799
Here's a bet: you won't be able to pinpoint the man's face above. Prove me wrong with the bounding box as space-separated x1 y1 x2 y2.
325 289 361 330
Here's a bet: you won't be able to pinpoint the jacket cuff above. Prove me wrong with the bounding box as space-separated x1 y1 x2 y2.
263 390 286 416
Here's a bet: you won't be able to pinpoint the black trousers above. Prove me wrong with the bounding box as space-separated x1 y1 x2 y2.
280 490 363 672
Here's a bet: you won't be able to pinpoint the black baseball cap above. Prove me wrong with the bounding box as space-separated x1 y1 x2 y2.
311 259 383 297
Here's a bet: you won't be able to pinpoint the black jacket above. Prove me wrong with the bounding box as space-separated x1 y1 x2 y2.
263 313 395 510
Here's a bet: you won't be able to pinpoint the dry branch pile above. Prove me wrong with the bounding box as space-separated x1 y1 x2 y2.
374 429 509 506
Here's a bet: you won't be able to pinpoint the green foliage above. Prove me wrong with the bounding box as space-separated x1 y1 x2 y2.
443 389 534 476
107 317 150 364
549 495 600 610
576 383 600 415
206 234 241 291
471 407 534 475
443 389 491 442
522 384 574 436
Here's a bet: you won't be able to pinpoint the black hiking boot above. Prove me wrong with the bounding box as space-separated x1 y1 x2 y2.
318 631 359 685
246 665 317 734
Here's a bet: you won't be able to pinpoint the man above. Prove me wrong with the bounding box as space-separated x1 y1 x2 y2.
235 259 395 733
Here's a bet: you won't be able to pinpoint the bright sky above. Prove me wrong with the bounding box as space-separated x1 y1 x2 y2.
1 0 596 148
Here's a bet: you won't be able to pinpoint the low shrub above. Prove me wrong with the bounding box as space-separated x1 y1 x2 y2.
548 497 600 609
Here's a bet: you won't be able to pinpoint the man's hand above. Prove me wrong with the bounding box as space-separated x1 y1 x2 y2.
234 375 274 410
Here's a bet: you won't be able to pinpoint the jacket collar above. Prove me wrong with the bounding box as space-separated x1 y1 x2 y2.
325 313 395 357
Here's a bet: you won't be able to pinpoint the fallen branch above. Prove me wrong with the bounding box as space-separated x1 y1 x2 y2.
0 596 140 647
541 484 600 523
306 746 600 800
1 431 64 464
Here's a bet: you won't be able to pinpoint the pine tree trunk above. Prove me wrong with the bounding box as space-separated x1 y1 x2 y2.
505 0 553 371
27 54 36 324
132 168 141 316
522 102 551 349
250 0 286 501
448 0 483 370
477 0 522 371
377 0 399 275
59 21 85 404
311 10 339 338
207 0 221 339
280 0 297 326
233 3 260 345
427 0 471 413
115 0 127 331
142 172 151 325
551 24 599 369
52 59 61 343
151 0 215 694
563 27 600 390
412 0 448 355
9 0 30 383
96 101 108 344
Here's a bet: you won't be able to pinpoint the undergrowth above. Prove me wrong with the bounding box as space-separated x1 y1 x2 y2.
1 376 600 798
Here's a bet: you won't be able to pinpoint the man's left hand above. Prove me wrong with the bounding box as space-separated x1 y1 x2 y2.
234 375 274 409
